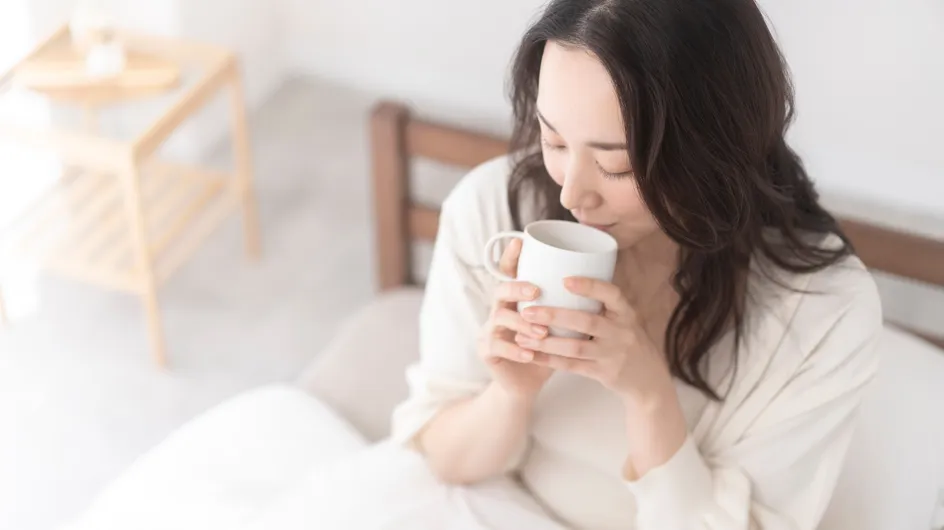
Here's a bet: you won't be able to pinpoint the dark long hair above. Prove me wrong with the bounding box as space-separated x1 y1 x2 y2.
507 0 852 400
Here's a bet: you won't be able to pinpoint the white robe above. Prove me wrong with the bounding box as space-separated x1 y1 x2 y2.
389 156 882 529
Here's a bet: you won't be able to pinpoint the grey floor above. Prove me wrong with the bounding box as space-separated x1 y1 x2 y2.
0 78 382 530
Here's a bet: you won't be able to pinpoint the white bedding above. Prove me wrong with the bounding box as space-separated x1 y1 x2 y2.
64 384 565 530
239 442 566 530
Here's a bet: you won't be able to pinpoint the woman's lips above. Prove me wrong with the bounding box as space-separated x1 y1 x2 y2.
579 221 616 231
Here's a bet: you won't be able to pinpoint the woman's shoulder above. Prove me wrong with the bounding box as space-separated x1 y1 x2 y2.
758 236 881 315
438 155 518 257
747 242 883 365
442 155 514 218
791 252 882 332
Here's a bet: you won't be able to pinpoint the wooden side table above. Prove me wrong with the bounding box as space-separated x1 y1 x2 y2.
0 25 262 366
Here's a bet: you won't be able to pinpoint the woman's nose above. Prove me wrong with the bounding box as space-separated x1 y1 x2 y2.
559 164 600 211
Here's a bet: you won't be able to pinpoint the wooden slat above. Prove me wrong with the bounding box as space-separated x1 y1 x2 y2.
19 170 109 252
406 119 509 169
68 202 126 263
890 322 944 351
155 192 237 283
43 256 138 292
144 173 203 232
133 57 234 160
7 168 169 268
67 169 165 263
408 206 440 242
150 180 225 258
94 193 161 273
915 330 944 350
48 174 120 255
371 102 412 290
840 219 944 288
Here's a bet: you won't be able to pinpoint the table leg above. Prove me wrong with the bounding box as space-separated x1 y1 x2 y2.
227 65 262 260
0 284 8 327
83 105 97 132
120 164 168 367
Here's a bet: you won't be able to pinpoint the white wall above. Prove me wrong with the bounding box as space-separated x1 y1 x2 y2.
172 0 286 160
0 0 35 69
283 0 547 134
26 0 179 36
760 0 944 223
178 0 284 114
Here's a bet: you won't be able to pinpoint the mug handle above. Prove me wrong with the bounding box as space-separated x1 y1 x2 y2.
483 231 526 282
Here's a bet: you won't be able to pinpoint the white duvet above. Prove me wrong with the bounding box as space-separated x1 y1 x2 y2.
64 385 566 530
239 442 566 530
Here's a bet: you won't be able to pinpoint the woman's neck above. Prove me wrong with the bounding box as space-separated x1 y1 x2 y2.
615 231 678 305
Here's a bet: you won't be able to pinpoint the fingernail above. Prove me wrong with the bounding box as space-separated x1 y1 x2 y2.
523 285 538 298
531 325 547 337
520 349 534 362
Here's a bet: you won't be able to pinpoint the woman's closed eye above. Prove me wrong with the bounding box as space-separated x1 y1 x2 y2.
597 162 633 180
541 137 567 151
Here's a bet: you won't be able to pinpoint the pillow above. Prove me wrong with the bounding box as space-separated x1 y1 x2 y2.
821 326 944 530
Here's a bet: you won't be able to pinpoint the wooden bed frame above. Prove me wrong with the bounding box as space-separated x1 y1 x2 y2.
370 100 944 349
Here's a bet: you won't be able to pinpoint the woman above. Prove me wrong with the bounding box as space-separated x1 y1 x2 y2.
388 0 881 528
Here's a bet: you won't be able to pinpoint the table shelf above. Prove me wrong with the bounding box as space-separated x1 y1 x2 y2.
1 161 239 293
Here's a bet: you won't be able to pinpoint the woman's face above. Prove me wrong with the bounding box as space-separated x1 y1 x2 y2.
536 41 660 249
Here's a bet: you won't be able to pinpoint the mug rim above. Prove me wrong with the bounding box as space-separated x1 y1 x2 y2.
524 219 618 255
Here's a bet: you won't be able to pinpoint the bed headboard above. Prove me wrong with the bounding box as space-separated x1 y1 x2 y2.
369 100 944 349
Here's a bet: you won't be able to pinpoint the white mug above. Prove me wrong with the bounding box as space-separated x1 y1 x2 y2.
483 220 618 338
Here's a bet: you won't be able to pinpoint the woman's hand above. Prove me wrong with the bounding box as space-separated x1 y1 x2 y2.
516 276 689 477
478 238 554 401
514 276 673 404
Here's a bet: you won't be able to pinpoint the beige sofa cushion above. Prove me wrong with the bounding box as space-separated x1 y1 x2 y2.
297 288 424 442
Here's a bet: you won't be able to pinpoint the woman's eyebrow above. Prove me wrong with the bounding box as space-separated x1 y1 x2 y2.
536 108 627 151
536 108 559 133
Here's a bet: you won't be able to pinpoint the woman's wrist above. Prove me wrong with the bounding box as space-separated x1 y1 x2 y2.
488 380 539 411
616 368 676 414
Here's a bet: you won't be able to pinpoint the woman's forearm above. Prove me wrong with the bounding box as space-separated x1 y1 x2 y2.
621 383 688 480
417 382 534 484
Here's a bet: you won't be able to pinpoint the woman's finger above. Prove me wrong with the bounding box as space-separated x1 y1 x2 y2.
529 351 593 375
499 238 523 278
487 335 535 363
493 307 548 338
514 333 595 359
521 306 614 338
493 281 540 304
563 277 632 315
